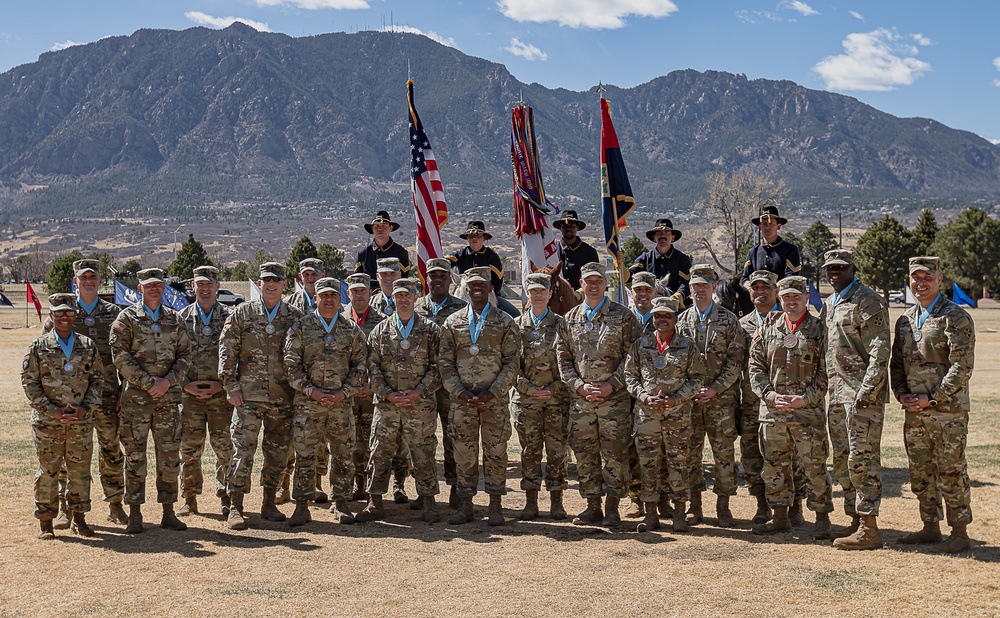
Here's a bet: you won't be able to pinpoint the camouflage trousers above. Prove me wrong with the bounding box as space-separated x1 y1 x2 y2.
120 402 182 505
688 398 738 496
510 395 570 492
739 402 765 496
368 402 439 497
56 400 124 504
353 394 410 487
283 434 328 486
435 388 457 485
760 420 833 513
179 393 234 499
904 408 973 526
449 398 512 497
227 400 292 495
292 401 354 502
634 407 692 503
568 392 632 499
33 421 93 518
828 402 884 516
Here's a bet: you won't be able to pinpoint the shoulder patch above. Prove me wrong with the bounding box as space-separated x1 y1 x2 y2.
112 320 127 332
287 327 295 337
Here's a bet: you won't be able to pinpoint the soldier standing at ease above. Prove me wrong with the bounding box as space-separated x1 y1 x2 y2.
624 271 657 519
553 210 601 291
371 257 403 317
510 273 570 521
739 205 801 286
110 268 192 534
358 278 442 523
556 262 641 527
891 257 976 554
219 262 303 530
284 277 368 526
438 267 520 526
820 249 890 550
22 294 104 539
676 264 744 528
749 276 833 539
414 257 468 508
355 210 411 288
176 265 233 518
628 218 692 304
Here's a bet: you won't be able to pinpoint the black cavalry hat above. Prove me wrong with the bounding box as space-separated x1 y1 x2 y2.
645 217 681 242
365 210 401 234
552 210 587 231
459 220 493 240
751 205 788 226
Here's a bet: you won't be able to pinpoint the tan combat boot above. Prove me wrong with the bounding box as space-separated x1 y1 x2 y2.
53 498 71 530
351 474 367 501
636 502 659 532
227 493 248 530
392 473 409 504
830 515 860 540
355 494 385 523
38 516 55 540
672 501 689 532
275 473 291 505
314 479 329 504
549 491 567 521
751 492 772 525
789 498 805 527
898 521 942 544
125 505 144 534
177 495 198 517
220 494 232 518
448 497 475 525
716 495 735 528
601 496 621 527
658 495 673 519
686 491 703 526
108 501 128 525
572 498 603 526
623 498 644 519
160 504 188 531
933 525 971 554
70 511 94 537
833 514 882 550
520 490 539 521
421 495 441 523
812 512 831 540
488 494 505 526
288 500 311 527
752 506 790 535
332 499 356 525
261 487 287 522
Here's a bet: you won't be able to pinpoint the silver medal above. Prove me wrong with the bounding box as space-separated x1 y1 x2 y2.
265 324 276 335
469 344 480 356
63 362 74 372
324 334 335 345
584 321 594 332
783 334 798 349
530 329 541 341
913 330 922 342
150 323 161 333
653 356 667 369
201 326 212 337
696 322 707 332
400 339 411 350
84 316 95 327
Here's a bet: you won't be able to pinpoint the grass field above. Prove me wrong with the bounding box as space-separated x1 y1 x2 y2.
0 307 997 617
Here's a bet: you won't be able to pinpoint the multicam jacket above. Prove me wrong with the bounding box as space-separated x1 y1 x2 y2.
748 311 827 425
22 330 104 424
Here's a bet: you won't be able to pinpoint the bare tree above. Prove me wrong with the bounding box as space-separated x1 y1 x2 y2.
695 171 789 275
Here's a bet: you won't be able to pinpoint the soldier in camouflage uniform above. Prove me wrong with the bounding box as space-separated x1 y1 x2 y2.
177 266 234 518
891 257 976 554
414 257 468 508
439 267 520 526
284 277 368 526
511 273 570 521
749 276 834 539
556 262 642 527
676 264 744 527
820 250 891 550
358 278 443 523
43 259 127 528
110 268 192 534
219 262 303 530
344 272 384 501
623 271 657 519
370 257 403 317
625 296 706 533
22 294 104 539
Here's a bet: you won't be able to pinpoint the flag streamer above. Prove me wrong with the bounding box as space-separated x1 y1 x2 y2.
511 103 559 293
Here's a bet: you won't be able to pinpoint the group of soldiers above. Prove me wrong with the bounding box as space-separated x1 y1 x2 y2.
22 207 976 553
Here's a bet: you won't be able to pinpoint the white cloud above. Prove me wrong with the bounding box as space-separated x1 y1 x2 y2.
912 33 932 46
848 10 864 21
984 136 1000 145
381 25 456 48
505 38 547 61
254 0 369 8
781 1 818 16
499 0 678 30
736 10 780 25
812 28 931 91
51 40 82 51
185 11 272 32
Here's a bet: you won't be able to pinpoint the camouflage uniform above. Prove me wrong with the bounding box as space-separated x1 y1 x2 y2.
821 276 890 516
284 310 368 502
626 272 657 503
890 293 975 527
110 301 192 505
177 299 233 501
370 290 396 317
22 329 103 518
738 310 768 497
749 308 833 514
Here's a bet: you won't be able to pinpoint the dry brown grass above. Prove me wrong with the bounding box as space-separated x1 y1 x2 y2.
0 308 998 617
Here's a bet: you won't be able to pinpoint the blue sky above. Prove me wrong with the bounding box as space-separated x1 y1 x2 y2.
2 1 999 142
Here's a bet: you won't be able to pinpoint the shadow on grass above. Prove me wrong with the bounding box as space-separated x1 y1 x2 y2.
884 537 999 563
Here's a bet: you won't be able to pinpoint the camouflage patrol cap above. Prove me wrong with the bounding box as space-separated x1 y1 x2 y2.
314 277 341 295
376 257 402 273
299 257 324 274
524 273 551 291
463 266 491 284
580 262 605 281
909 256 940 275
777 276 808 296
137 268 166 285
650 296 680 314
746 270 778 287
192 265 219 283
630 271 656 289
822 249 854 268
259 262 286 280
72 259 100 277
426 258 451 273
689 264 718 285
48 293 78 312
392 278 420 296
346 273 371 290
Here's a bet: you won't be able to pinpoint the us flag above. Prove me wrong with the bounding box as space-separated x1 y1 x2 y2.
407 79 448 288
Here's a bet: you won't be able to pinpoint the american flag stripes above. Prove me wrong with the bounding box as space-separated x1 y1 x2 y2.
407 79 448 288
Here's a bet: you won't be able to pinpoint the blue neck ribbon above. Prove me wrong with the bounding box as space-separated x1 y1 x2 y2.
430 296 448 316
696 301 714 323
56 331 75 361
468 303 491 344
531 308 549 326
584 297 607 322
77 296 99 315
262 299 281 324
916 293 942 330
197 302 215 326
831 279 859 307
396 313 415 339
315 309 336 333
634 307 652 325
142 304 161 322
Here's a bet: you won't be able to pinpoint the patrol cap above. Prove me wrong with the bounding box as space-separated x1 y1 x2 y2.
346 273 371 290
314 277 341 295
777 276 808 296
524 273 551 291
392 278 420 296
463 266 491 284
138 268 166 285
376 258 402 273
822 249 854 268
192 265 219 283
298 258 324 274
580 262 605 281
689 264 718 285
48 293 78 312
425 258 451 273
630 272 656 289
746 270 778 287
73 259 100 277
909 256 940 275
650 296 680 314
259 262 285 280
